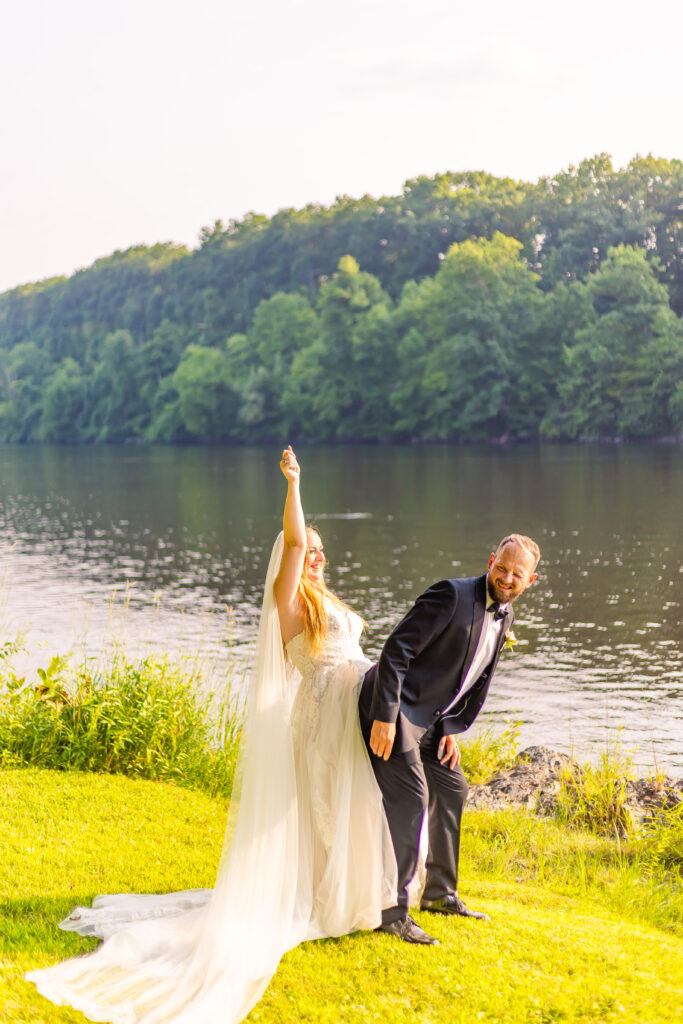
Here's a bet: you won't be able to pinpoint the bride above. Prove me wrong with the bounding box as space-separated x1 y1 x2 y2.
26 446 397 1024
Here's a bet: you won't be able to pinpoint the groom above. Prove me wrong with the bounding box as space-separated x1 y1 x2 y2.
358 533 539 945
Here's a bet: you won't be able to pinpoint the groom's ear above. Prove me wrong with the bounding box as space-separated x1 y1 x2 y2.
487 552 495 569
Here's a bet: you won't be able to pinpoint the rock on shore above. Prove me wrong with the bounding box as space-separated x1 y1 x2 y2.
467 746 683 827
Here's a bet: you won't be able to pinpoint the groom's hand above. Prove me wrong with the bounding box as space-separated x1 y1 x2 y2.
438 734 461 770
370 720 396 760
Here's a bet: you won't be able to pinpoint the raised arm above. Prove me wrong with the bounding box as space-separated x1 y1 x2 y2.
273 446 307 643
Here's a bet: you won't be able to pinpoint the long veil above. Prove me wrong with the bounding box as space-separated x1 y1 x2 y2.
26 532 307 1024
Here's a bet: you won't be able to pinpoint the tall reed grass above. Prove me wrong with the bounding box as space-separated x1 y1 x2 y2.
557 746 635 836
635 800 683 874
0 651 242 798
459 720 521 783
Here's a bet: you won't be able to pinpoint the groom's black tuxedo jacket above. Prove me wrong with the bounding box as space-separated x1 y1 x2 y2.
361 573 513 759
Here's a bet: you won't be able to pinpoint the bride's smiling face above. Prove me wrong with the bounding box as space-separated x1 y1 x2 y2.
304 529 326 584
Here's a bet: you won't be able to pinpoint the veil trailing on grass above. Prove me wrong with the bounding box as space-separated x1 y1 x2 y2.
27 532 395 1024
26 533 306 1022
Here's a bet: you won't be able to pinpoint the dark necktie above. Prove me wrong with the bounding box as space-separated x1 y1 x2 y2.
488 602 506 622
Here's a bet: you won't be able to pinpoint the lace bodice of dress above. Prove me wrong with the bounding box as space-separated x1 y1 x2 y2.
286 600 370 694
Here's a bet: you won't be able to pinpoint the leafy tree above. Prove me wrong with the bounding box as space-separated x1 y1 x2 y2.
535 281 597 437
87 330 142 441
235 292 322 440
40 358 88 441
137 320 188 417
0 159 681 445
391 234 541 438
531 155 626 284
172 346 240 440
551 246 683 437
345 301 400 439
307 256 390 437
0 341 53 440
146 377 187 442
614 155 683 314
249 292 319 368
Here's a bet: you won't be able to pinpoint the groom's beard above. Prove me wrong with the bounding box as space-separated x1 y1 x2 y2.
487 575 524 605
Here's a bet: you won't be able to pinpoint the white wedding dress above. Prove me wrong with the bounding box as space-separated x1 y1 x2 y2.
26 534 397 1023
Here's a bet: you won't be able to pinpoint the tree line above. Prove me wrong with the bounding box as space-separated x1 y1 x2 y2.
0 154 681 443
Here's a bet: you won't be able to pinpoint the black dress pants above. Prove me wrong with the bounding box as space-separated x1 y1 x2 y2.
358 674 469 924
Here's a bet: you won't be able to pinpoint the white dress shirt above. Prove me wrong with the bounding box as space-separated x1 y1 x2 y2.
455 586 508 703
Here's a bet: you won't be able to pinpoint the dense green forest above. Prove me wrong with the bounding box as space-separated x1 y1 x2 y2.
1 153 682 443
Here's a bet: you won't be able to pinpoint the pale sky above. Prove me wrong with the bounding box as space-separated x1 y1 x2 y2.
1 0 681 294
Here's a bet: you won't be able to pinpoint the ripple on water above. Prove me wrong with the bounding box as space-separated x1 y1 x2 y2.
0 444 680 772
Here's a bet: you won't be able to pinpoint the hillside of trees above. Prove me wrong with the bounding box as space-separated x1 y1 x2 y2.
1 153 681 443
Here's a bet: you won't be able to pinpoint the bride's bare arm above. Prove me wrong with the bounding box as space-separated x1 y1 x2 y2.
273 446 306 639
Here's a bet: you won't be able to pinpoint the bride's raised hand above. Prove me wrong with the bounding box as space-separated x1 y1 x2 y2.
275 446 306 635
280 445 300 485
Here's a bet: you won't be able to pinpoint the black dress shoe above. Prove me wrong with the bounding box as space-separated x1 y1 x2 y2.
421 894 490 921
375 915 439 945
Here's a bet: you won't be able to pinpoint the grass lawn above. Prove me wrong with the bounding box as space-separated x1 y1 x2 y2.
3 769 682 1024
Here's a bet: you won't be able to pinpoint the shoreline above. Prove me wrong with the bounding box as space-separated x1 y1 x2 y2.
468 745 683 829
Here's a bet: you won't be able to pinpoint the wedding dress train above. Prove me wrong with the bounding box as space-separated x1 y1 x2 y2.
26 534 397 1023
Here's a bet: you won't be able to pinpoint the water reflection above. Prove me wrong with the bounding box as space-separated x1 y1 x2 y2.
0 444 680 773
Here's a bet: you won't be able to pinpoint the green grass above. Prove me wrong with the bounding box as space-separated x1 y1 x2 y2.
0 654 241 798
556 747 636 836
463 808 683 937
458 719 521 783
5 769 683 1024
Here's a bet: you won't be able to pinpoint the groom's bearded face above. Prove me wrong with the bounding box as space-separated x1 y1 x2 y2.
487 542 537 604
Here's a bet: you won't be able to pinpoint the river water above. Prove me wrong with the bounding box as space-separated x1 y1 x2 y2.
0 444 680 773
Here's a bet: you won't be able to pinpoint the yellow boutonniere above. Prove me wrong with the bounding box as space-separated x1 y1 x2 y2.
503 630 517 651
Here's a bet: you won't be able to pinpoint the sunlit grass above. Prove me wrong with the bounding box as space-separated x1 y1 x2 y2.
557 746 636 836
2 641 682 1022
5 770 683 1024
463 806 683 937
2 770 224 1024
458 719 521 783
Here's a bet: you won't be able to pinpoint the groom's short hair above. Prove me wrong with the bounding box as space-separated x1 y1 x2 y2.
495 534 540 570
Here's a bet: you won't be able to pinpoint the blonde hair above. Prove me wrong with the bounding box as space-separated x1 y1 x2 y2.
495 533 541 571
299 527 358 654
